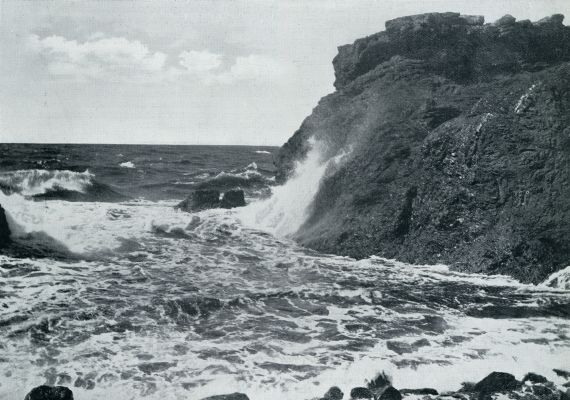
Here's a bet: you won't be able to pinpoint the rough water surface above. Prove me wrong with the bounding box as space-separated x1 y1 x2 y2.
0 144 568 400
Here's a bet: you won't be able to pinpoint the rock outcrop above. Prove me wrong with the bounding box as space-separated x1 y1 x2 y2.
176 189 246 212
0 203 11 248
24 385 73 400
275 12 570 283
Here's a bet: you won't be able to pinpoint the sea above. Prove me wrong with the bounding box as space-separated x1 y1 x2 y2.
0 143 569 400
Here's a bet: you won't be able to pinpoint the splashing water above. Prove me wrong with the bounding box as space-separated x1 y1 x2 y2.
238 139 346 236
0 169 94 196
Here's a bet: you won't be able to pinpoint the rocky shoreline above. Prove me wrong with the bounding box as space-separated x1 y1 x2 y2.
274 12 570 284
22 370 570 400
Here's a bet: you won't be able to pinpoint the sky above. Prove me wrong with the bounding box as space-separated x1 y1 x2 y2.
1 0 569 146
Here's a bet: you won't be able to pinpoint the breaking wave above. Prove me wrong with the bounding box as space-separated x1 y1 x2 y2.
0 169 127 202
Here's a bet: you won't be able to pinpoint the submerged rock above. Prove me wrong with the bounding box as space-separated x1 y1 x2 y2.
523 372 548 384
24 385 73 400
0 203 11 248
275 12 570 283
177 189 246 212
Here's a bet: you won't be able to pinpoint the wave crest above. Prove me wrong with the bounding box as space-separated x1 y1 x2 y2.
0 169 94 196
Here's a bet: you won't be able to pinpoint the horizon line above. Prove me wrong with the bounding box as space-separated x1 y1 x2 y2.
0 141 281 147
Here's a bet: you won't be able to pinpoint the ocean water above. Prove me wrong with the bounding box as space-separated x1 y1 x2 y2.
0 143 569 400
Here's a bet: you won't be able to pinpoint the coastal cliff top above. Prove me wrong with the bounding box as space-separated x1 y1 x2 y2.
333 12 570 88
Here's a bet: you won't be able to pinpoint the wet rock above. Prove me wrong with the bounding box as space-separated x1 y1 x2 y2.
199 394 249 400
522 372 548 384
400 388 439 395
322 386 344 400
0 203 11 248
377 386 402 400
473 372 520 393
24 385 73 400
276 12 570 284
554 369 570 379
176 190 220 211
220 190 246 209
350 387 373 399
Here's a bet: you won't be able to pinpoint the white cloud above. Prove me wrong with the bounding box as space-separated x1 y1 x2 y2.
214 54 288 84
28 34 166 81
179 50 222 73
179 53 290 85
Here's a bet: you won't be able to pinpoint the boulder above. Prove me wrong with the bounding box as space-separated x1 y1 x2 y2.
0 203 11 248
321 386 344 400
473 372 520 393
199 394 249 400
220 190 246 209
377 386 402 400
350 387 373 399
176 190 221 211
24 385 73 400
522 372 548 384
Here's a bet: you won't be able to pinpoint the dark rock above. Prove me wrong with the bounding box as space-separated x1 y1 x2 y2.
0 203 11 248
473 372 521 393
377 386 402 400
176 190 220 211
24 385 73 400
199 394 249 400
350 387 373 399
522 373 548 384
532 385 553 396
400 388 439 395
322 386 344 400
554 369 570 379
494 14 516 26
276 12 570 284
220 190 246 209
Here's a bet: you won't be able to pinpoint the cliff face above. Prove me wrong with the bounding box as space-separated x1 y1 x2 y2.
275 13 570 283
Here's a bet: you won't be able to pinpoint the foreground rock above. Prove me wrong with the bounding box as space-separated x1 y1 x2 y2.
311 371 569 400
199 394 249 400
176 189 246 212
24 385 73 400
275 12 570 283
0 203 11 248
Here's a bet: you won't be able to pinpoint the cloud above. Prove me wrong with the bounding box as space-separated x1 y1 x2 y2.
178 53 289 85
28 34 166 81
179 50 222 73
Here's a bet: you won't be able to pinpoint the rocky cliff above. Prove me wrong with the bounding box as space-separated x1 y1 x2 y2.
275 13 570 283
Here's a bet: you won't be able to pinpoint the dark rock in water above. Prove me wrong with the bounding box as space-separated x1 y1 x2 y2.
199 394 249 400
275 12 570 283
177 190 221 211
24 385 73 400
523 372 548 384
473 372 520 393
220 190 246 209
368 372 391 390
322 386 344 400
400 388 439 396
554 369 570 379
177 189 246 211
0 203 11 248
377 386 402 400
350 387 373 399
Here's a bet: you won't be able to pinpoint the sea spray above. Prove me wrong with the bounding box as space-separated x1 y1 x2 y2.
238 139 348 236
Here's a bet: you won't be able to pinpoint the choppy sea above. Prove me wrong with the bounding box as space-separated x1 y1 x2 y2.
0 143 568 400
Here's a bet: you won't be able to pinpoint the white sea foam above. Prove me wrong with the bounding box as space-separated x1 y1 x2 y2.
255 150 271 154
238 138 347 236
120 161 136 168
0 169 93 196
541 265 570 290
